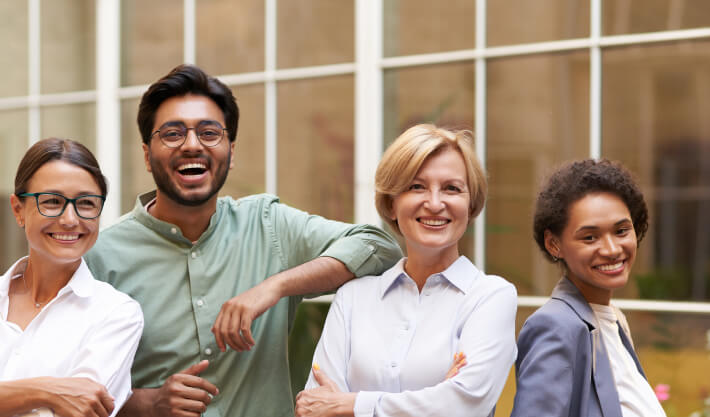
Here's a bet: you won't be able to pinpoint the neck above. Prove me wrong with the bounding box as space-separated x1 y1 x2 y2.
150 191 218 242
566 273 612 305
403 247 459 291
23 253 80 306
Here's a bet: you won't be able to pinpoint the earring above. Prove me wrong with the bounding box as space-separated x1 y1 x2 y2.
551 254 560 262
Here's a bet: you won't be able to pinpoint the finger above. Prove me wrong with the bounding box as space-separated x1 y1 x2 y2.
225 311 248 351
212 313 226 352
180 360 210 376
97 389 115 417
239 315 256 348
312 367 338 391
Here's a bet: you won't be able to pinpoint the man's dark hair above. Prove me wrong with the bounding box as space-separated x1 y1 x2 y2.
533 158 649 263
137 64 239 144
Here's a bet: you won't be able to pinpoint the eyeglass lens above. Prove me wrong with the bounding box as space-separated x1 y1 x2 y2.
37 194 104 219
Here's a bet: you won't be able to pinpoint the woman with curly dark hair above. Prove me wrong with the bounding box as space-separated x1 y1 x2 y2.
511 159 666 417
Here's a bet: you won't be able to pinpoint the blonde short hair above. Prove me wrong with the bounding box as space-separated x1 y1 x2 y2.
375 124 487 235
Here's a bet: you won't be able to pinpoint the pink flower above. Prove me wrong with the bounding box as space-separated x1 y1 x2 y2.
654 384 670 402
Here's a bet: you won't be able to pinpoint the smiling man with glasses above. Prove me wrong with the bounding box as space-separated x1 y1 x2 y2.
83 64 401 417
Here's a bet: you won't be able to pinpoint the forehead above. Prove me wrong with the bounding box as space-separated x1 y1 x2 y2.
416 147 467 179
153 94 225 128
565 192 631 230
27 160 101 194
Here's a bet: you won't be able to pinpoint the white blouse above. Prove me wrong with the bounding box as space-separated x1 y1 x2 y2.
305 256 518 417
0 257 144 417
590 303 666 417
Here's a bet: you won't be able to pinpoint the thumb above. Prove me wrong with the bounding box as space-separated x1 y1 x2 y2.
181 360 209 376
312 365 338 391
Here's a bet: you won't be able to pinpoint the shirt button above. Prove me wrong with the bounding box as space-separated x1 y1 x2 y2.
191 252 197 259
204 348 213 355
170 227 177 234
196 299 204 307
367 244 374 251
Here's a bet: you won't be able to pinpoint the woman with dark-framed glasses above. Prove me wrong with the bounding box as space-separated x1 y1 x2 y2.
0 138 143 417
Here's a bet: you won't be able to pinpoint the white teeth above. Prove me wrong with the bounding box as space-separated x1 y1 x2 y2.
420 219 448 226
52 234 79 241
597 262 623 271
177 162 207 171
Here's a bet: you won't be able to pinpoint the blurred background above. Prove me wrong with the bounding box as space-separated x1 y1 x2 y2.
2 1 710 415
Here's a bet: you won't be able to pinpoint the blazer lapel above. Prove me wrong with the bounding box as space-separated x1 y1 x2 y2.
551 278 624 417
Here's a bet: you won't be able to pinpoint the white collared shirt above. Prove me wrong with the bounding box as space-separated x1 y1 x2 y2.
305 256 518 417
590 304 666 417
0 257 144 417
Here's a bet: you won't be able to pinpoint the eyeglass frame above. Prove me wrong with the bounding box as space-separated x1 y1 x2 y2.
150 120 228 148
18 192 106 220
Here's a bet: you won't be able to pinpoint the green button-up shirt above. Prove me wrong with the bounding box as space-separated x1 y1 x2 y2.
85 191 401 417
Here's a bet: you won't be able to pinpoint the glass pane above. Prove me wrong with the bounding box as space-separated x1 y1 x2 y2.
486 51 590 296
221 84 265 198
0 110 29 272
0 1 28 97
487 0 589 46
41 0 95 93
196 0 264 74
383 0 475 57
121 0 183 87
277 75 354 222
40 103 96 153
120 98 154 213
277 0 354 68
383 62 476 260
603 0 710 35
603 40 710 301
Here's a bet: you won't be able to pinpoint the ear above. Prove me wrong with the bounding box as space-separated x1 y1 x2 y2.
142 143 152 173
10 194 25 227
543 230 562 259
229 141 236 170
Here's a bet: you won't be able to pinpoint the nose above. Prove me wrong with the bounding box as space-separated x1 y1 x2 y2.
599 234 622 258
423 189 445 212
58 202 80 227
180 128 203 152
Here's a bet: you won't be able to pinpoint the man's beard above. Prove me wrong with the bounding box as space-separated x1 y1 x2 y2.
149 150 230 207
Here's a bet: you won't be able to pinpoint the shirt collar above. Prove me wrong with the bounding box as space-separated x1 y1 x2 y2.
379 256 478 298
132 190 223 246
551 276 598 329
0 257 94 299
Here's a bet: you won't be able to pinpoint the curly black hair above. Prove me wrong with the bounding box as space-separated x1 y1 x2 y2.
533 159 649 263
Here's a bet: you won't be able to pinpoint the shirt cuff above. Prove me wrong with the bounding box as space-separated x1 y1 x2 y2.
320 236 377 276
354 391 384 417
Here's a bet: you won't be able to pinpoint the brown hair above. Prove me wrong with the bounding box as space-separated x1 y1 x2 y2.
15 138 108 197
375 124 487 235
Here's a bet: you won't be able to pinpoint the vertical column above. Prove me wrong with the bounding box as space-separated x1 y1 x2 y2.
474 0 487 269
184 0 196 64
354 0 383 225
28 0 40 145
265 0 278 195
96 0 121 224
590 0 602 159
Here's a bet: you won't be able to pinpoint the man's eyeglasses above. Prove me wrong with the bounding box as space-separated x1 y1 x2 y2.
19 192 106 219
150 121 227 148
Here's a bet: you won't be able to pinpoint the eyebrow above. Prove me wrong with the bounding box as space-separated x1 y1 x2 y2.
575 218 632 233
39 190 102 197
160 120 223 128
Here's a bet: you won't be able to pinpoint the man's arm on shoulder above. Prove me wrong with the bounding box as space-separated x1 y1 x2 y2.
211 197 402 352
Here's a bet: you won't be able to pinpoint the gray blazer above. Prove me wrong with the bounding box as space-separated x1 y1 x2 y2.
510 277 646 417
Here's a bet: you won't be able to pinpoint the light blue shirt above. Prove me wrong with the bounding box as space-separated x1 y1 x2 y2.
305 256 517 417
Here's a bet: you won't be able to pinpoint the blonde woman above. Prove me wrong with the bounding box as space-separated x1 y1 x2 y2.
295 125 517 417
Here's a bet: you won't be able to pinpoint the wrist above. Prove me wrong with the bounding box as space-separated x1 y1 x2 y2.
336 392 356 417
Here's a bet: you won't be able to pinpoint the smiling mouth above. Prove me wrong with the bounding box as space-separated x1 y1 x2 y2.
177 162 208 176
595 261 624 272
50 233 80 242
418 218 450 226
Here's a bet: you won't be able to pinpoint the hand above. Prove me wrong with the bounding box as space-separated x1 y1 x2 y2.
295 366 355 417
211 280 281 352
151 360 219 417
39 377 114 417
445 351 467 380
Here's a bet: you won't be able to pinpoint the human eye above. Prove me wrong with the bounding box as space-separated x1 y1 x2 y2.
580 234 596 242
76 197 99 209
160 127 185 140
616 226 632 236
445 184 463 193
408 183 425 191
38 194 64 208
199 128 221 139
